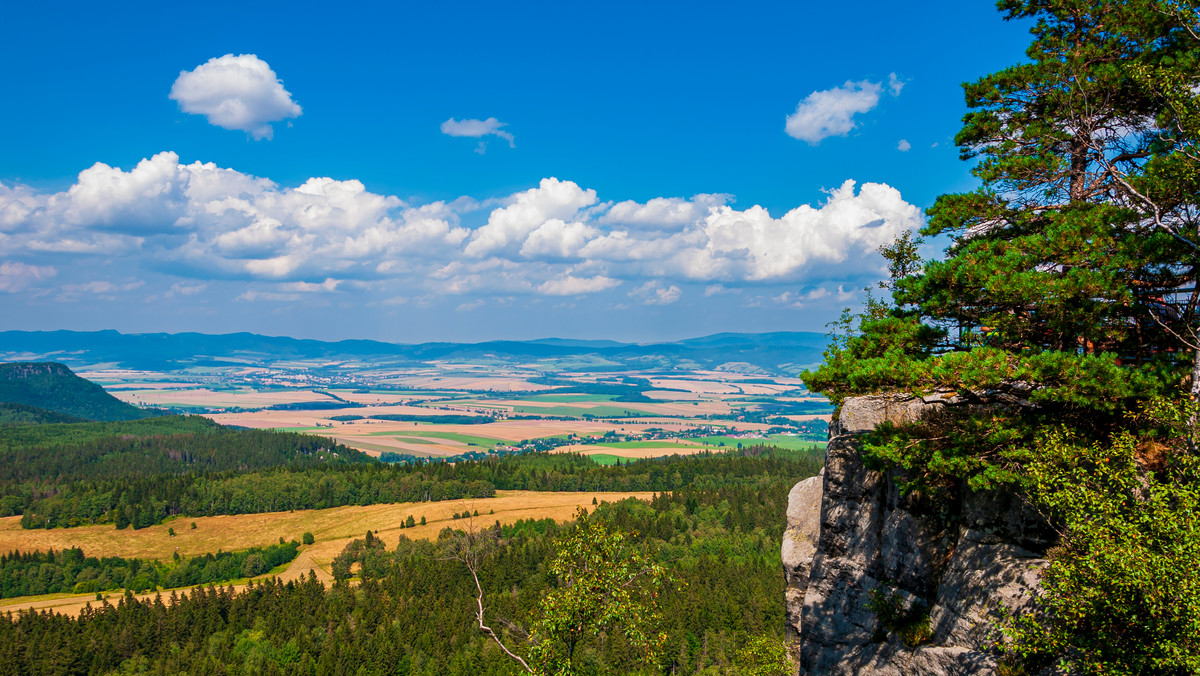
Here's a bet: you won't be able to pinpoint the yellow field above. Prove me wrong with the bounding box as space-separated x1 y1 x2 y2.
110 387 336 409
0 490 654 617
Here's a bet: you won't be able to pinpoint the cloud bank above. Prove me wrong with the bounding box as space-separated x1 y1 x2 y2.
170 54 302 140
0 153 923 306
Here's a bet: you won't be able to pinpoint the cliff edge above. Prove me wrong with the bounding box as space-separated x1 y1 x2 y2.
783 394 1052 675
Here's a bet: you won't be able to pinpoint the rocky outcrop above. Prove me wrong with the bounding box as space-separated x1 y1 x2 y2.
783 471 823 639
783 394 1051 675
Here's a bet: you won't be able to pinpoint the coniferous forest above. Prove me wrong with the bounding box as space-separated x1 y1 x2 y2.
0 455 816 675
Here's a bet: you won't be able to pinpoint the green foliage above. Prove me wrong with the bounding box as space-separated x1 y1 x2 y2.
731 635 792 676
0 362 156 421
0 413 218 451
866 586 932 648
0 470 815 675
8 438 818 532
801 2 1200 671
1003 400 1200 674
0 402 86 425
0 541 299 598
302 531 314 545
528 512 671 675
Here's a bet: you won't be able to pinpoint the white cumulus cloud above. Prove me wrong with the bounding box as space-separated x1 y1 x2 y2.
465 178 596 258
0 154 923 306
785 80 882 144
599 194 730 228
897 139 911 152
170 54 302 140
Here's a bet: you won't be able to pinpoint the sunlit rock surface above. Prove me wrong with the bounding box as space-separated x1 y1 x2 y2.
784 394 1050 675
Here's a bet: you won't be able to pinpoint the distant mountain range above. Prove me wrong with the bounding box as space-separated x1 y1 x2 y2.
0 330 830 375
0 362 155 421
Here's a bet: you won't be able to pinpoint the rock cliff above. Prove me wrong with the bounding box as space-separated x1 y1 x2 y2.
783 394 1052 675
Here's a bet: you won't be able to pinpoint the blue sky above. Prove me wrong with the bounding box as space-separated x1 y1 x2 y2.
0 1 1033 343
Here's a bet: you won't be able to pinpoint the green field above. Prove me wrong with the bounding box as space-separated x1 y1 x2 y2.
587 453 624 465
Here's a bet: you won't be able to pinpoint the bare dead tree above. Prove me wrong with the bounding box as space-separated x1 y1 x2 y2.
439 509 533 673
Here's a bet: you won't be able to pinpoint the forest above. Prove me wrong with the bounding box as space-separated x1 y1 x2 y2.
0 540 300 598
0 469 808 675
3 410 821 531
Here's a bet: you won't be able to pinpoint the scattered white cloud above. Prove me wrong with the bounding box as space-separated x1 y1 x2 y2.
279 278 341 293
785 73 906 145
456 299 485 311
170 54 302 140
0 261 56 293
538 274 620 296
236 289 301 302
163 282 206 298
56 279 143 301
897 139 911 152
0 154 923 307
441 117 515 154
630 280 682 305
771 285 856 308
785 80 882 144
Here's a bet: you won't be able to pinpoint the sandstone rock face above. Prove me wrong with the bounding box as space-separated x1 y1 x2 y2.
782 472 823 639
788 394 1050 675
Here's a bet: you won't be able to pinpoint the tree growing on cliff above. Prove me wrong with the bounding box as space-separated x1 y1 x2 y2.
804 0 1200 671
807 0 1199 472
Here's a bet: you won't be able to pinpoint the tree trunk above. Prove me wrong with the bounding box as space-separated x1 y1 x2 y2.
1191 342 1200 451
1192 341 1200 407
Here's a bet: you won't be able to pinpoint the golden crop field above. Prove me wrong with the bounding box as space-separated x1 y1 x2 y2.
110 387 336 409
0 490 654 617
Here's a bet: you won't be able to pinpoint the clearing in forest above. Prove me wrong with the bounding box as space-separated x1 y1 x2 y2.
0 490 654 616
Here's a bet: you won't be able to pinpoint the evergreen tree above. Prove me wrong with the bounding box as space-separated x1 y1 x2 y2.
805 1 1200 671
807 0 1200 482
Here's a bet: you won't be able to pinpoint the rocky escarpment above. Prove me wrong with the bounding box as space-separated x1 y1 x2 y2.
783 394 1052 675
